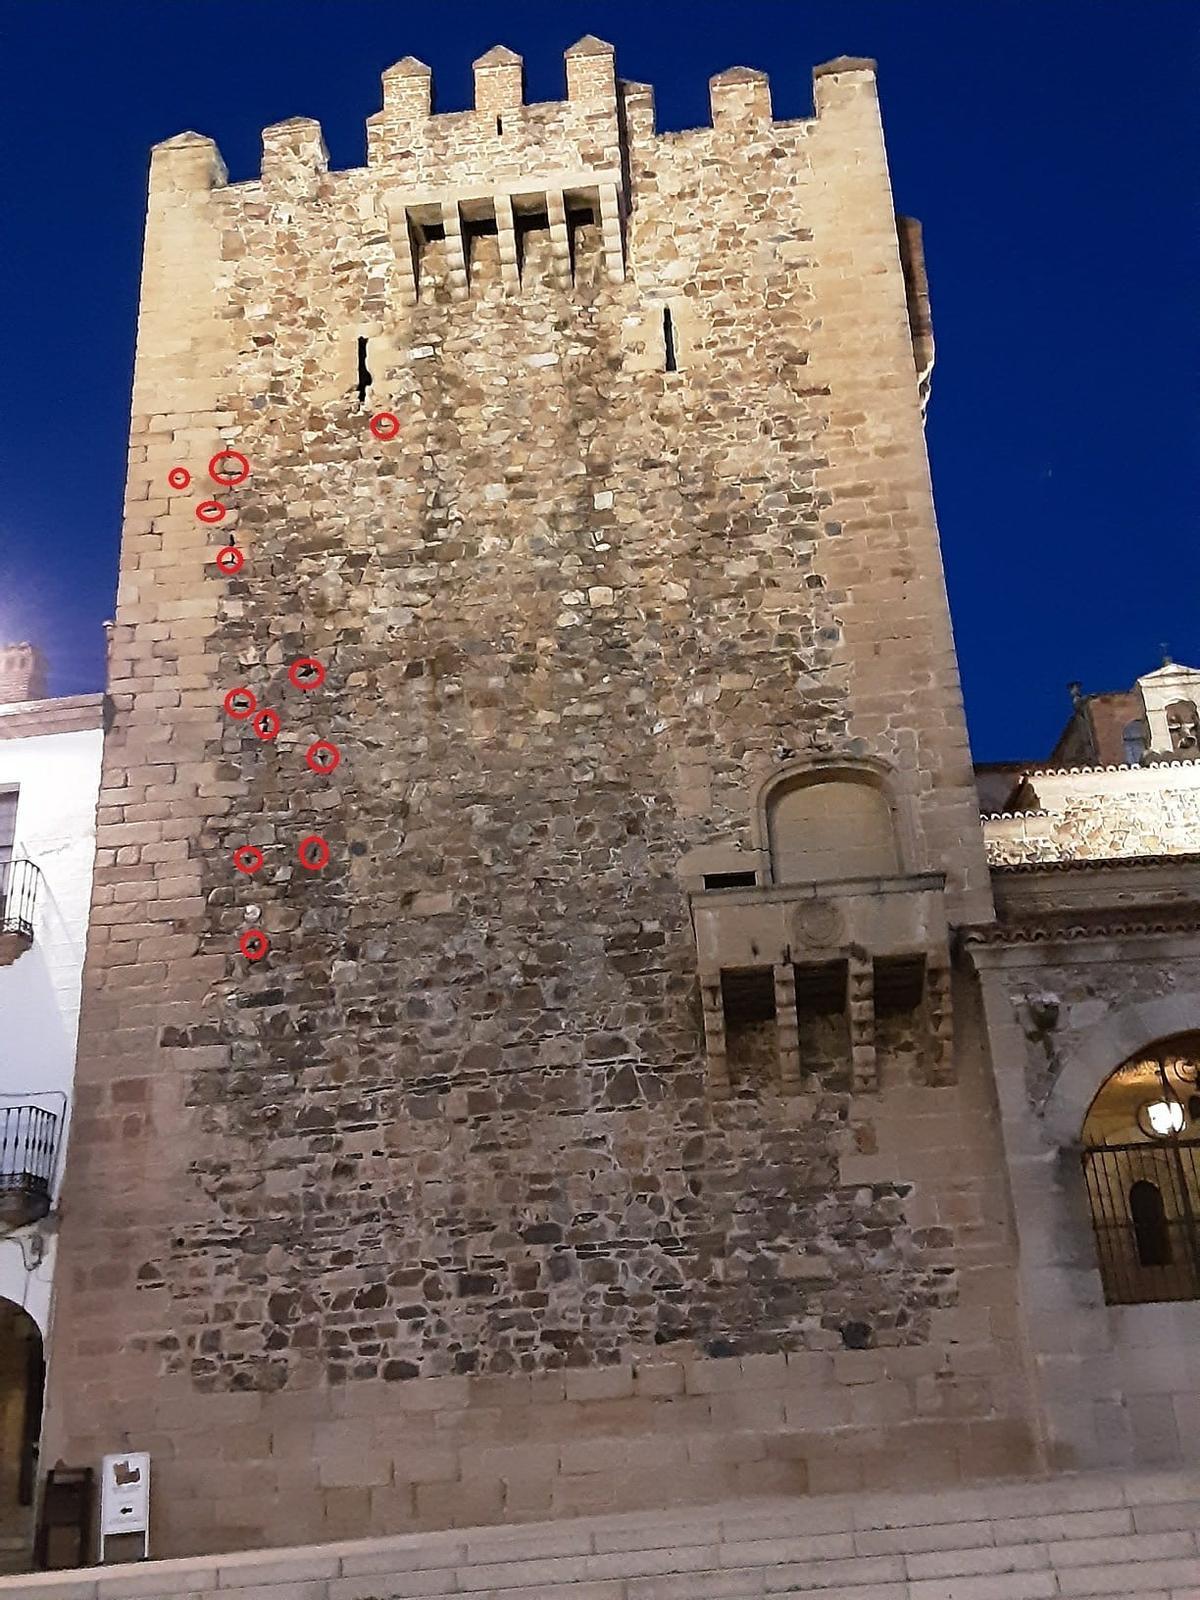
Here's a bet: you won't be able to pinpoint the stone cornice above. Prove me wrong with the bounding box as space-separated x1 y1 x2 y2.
991 852 1200 875
1006 759 1200 780
961 905 1200 948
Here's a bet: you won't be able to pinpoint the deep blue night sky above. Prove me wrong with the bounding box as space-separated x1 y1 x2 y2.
1 2 1194 760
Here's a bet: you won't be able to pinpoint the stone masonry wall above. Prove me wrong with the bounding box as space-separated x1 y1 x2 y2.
985 765 1200 865
42 44 1036 1555
972 933 1200 1471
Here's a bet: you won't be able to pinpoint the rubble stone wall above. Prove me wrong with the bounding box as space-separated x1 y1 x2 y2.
985 765 1200 865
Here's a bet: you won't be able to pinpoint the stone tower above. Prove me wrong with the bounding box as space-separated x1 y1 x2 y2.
44 42 1038 1554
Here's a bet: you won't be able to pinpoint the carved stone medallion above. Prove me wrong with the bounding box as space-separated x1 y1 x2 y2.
788 898 844 951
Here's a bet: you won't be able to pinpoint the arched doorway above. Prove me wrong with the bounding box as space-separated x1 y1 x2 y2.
1081 1033 1200 1304
0 1300 42 1567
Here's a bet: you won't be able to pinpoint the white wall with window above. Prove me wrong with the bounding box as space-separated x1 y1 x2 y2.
0 697 104 1336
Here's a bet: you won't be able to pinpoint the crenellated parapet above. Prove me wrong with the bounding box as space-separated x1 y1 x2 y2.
366 38 621 187
148 48 887 199
147 129 227 195
145 49 891 313
260 116 328 198
136 44 928 423
708 65 773 127
364 38 626 303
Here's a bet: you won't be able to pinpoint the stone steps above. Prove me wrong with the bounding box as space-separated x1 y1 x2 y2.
10 1469 1199 1599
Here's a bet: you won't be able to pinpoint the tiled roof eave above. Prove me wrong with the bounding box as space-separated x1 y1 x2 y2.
988 852 1200 874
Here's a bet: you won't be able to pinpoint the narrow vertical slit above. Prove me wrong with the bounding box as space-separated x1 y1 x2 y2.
496 116 503 136
663 307 678 372
356 337 372 404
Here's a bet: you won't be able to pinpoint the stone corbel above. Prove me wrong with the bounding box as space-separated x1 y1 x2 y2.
700 975 731 1101
923 954 954 1085
597 182 625 284
773 963 802 1095
546 191 573 290
493 194 521 294
847 952 877 1091
384 200 419 308
441 200 469 300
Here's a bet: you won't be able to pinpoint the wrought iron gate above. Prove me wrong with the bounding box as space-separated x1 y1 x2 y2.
1082 1139 1200 1304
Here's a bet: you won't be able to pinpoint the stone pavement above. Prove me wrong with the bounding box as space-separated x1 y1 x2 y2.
9 1468 1198 1599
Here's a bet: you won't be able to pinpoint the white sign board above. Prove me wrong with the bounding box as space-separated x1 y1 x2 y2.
99 1452 150 1560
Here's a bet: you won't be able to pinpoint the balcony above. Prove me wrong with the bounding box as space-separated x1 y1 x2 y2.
687 872 954 1097
0 1106 58 1230
689 871 949 972
0 858 41 966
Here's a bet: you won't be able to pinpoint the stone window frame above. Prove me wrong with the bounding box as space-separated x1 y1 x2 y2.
748 755 920 888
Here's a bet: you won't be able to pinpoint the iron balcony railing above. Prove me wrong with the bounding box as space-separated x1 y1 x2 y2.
0 857 41 944
1082 1139 1200 1305
0 1105 58 1227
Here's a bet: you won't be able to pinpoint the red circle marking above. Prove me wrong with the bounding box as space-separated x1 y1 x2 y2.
196 500 227 524
297 834 330 871
215 546 245 575
288 657 326 691
209 450 250 486
305 739 341 774
232 845 264 875
370 412 400 441
168 466 191 490
239 929 270 962
253 708 281 742
223 687 257 720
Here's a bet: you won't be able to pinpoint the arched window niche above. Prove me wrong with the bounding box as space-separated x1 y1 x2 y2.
752 757 913 888
1122 719 1147 765
1080 1032 1200 1304
1128 1180 1172 1268
1165 700 1200 754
